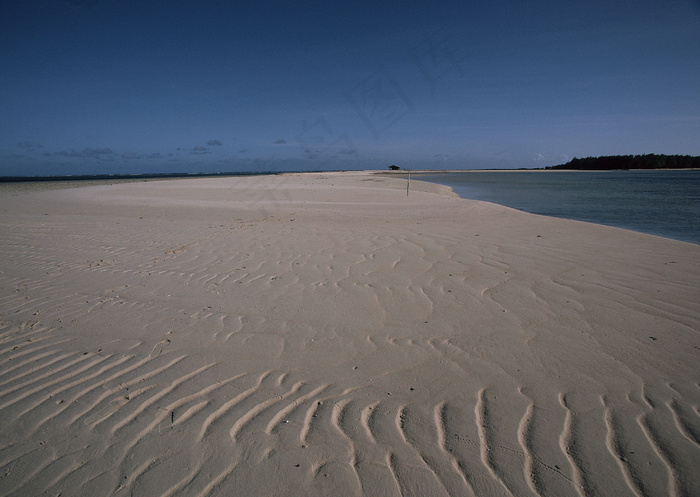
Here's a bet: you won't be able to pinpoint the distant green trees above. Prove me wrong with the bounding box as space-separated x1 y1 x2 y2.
547 154 700 170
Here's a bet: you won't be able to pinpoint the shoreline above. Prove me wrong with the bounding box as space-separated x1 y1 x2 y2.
1 172 698 496
386 170 700 246
378 167 700 174
2 169 697 244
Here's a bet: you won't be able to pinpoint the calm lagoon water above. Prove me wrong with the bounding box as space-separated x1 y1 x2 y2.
416 170 700 245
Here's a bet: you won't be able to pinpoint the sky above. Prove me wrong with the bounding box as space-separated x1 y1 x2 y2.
1 0 699 176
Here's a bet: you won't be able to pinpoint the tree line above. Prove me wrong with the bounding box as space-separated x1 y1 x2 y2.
547 154 700 170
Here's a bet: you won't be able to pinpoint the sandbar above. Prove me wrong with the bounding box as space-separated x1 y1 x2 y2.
0 172 698 496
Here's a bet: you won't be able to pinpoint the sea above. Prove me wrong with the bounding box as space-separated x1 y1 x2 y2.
415 170 700 245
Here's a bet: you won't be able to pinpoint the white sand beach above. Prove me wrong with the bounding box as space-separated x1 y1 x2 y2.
0 172 698 496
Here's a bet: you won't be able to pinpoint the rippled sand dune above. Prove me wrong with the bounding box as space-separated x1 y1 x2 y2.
0 172 698 496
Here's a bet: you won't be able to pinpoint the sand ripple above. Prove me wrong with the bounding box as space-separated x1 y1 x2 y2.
1 174 698 496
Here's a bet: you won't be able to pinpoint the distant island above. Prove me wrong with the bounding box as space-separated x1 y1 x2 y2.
547 154 700 170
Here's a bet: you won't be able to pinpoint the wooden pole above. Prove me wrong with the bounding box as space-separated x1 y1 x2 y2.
407 169 410 196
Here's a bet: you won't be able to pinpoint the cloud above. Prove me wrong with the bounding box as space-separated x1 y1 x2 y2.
120 152 142 160
54 147 114 158
17 141 44 150
84 147 113 157
42 146 176 163
274 139 287 145
192 146 210 155
207 139 223 146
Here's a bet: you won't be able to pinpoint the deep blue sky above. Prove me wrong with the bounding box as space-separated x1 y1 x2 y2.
2 0 699 176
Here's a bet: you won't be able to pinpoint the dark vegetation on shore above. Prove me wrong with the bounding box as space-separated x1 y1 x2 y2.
548 154 700 170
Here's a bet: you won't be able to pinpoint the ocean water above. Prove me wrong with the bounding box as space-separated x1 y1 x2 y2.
416 170 700 245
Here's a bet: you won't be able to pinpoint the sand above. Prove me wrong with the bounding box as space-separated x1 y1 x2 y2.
0 172 698 497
